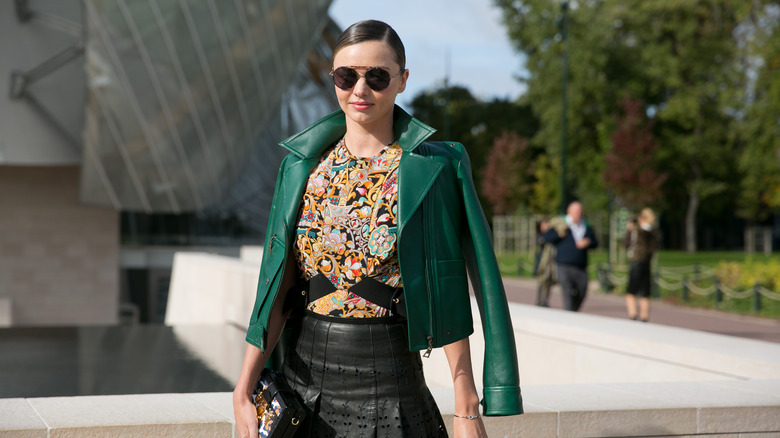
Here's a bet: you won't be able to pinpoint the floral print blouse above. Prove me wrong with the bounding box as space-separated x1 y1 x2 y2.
294 137 402 317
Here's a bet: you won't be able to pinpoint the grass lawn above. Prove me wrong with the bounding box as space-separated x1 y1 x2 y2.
498 250 780 319
656 251 779 267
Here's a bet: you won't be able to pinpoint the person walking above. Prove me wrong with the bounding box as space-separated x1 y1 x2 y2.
232 20 522 438
624 208 658 322
534 216 566 307
541 201 599 311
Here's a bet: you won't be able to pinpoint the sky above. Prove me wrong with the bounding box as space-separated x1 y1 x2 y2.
328 0 527 108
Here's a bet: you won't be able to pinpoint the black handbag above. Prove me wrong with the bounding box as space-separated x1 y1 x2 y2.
253 368 307 438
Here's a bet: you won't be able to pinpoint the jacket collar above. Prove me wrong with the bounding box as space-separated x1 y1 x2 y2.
279 105 436 158
277 105 442 235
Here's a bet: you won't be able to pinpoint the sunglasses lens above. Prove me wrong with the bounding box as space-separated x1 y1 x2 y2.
332 67 357 89
332 67 396 91
365 68 391 91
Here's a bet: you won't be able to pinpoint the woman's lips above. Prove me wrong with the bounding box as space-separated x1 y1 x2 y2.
350 101 373 110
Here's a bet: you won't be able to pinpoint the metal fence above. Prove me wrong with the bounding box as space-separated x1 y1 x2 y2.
595 263 780 315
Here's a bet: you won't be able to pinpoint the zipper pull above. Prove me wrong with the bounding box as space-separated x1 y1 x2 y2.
269 234 276 250
423 336 433 358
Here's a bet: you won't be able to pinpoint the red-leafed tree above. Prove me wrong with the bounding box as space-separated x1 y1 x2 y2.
481 131 534 215
603 96 668 209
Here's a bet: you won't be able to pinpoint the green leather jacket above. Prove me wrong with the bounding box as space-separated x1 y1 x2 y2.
245 106 523 416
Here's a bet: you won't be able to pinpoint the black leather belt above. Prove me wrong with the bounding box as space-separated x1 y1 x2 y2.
285 274 406 318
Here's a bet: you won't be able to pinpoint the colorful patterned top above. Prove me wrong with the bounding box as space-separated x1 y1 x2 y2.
294 137 403 318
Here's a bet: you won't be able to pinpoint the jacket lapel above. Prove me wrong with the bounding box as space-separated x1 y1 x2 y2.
278 105 440 235
398 152 443 234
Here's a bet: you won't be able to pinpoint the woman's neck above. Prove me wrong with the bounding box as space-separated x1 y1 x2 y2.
343 121 394 158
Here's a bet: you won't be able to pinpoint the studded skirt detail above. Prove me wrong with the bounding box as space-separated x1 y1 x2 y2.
281 311 448 438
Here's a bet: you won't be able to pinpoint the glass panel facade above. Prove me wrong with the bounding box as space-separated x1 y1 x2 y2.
81 0 334 214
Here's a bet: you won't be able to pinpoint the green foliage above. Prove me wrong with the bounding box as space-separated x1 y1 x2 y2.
656 250 777 267
603 96 668 209
498 250 780 317
715 260 780 291
651 253 780 318
494 0 778 250
734 2 780 221
408 85 538 183
529 154 560 215
481 132 534 215
408 85 540 217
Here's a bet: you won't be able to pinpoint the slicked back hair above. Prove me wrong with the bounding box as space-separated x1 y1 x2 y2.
334 20 406 71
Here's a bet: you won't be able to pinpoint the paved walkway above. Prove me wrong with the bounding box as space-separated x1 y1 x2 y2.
502 277 780 344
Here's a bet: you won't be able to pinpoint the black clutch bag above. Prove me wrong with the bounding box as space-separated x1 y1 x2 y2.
253 368 307 438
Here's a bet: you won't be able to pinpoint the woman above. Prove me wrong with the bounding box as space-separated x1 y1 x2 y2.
233 20 522 438
624 208 658 322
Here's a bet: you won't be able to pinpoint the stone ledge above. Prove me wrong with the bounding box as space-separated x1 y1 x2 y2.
1 393 233 438
2 382 778 438
0 297 11 327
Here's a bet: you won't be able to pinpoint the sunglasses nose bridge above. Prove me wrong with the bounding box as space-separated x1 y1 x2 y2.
351 74 373 93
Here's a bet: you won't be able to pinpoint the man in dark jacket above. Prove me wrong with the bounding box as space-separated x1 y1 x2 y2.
541 201 599 311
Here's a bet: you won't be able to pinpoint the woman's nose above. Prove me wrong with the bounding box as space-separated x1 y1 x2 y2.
352 76 371 96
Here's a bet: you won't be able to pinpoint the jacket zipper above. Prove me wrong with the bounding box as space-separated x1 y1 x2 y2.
261 233 278 358
422 186 437 358
424 336 433 358
260 228 287 358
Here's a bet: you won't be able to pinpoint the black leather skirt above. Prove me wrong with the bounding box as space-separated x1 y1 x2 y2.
281 311 447 438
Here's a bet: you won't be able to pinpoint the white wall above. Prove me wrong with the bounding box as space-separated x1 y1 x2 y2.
165 252 259 328
0 166 119 325
166 250 780 388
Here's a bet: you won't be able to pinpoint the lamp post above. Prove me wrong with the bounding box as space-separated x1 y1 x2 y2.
560 0 570 214
443 46 451 140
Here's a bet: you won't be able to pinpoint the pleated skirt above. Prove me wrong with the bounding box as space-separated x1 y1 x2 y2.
627 261 652 297
281 311 448 438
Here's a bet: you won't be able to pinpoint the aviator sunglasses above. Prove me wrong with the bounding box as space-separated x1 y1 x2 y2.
330 66 404 91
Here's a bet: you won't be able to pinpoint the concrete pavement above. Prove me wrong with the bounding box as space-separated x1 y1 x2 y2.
503 277 780 344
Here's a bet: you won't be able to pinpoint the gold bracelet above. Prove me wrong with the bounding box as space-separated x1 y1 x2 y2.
453 414 480 420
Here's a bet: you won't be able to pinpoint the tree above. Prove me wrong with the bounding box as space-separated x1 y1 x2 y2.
408 85 539 217
495 0 745 251
735 2 780 222
630 1 742 252
408 85 538 179
528 154 561 216
480 132 534 215
494 0 630 212
603 96 667 210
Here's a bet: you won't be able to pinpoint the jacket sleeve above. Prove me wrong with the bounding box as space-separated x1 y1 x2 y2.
245 154 291 350
455 145 523 416
541 228 562 244
586 226 599 249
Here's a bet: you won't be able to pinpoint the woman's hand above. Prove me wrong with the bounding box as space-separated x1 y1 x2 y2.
443 337 489 438
232 283 292 438
233 389 258 438
453 415 488 438
575 237 591 249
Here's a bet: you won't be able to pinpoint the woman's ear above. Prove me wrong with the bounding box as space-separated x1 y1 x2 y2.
397 69 409 93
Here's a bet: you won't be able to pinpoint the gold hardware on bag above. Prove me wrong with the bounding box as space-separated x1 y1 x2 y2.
291 418 300 426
